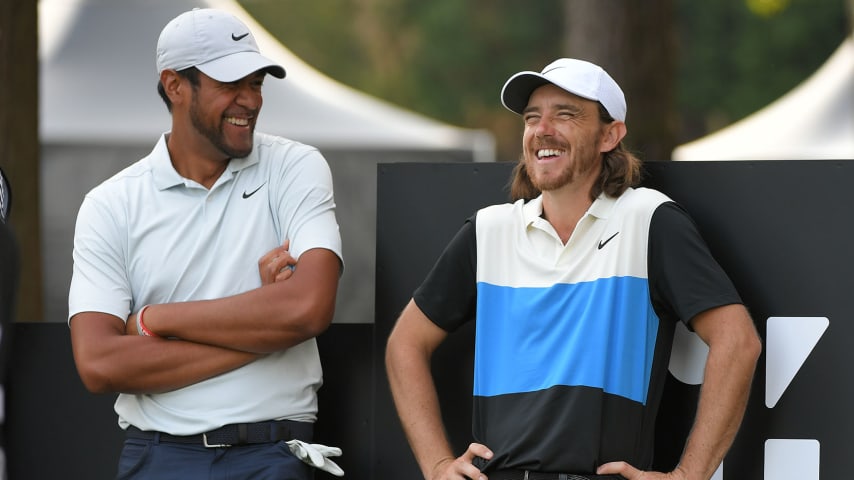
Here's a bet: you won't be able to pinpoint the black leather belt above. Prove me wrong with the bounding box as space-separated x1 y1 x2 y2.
126 420 313 448
489 471 624 480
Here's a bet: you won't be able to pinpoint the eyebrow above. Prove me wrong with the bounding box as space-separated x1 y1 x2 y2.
521 104 539 115
554 103 584 113
522 102 583 116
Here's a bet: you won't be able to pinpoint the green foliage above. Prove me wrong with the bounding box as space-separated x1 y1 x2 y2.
238 0 563 160
238 0 848 155
240 0 562 123
676 0 848 139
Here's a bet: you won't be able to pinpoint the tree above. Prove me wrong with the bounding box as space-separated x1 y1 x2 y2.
0 0 41 322
564 0 678 161
239 0 565 162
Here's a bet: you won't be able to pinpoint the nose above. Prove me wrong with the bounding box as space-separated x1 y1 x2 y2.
534 115 555 137
235 82 262 111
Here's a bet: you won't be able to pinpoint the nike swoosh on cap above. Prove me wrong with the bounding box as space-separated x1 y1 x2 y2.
232 32 250 41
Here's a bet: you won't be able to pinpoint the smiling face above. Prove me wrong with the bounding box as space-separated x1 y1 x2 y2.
188 70 266 159
521 84 608 193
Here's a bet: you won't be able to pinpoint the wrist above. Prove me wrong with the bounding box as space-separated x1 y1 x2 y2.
671 464 693 480
137 304 159 337
429 455 454 480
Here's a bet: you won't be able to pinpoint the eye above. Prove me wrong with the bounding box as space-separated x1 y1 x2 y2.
557 109 576 119
523 113 541 126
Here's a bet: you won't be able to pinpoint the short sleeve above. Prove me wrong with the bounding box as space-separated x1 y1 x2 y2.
270 145 343 267
68 195 133 323
413 216 478 332
648 202 743 329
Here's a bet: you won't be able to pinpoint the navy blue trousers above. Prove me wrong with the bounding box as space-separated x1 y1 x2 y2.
115 434 313 480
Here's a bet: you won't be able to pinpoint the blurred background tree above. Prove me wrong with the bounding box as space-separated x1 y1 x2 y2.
1 0 41 322
238 0 849 163
563 0 677 164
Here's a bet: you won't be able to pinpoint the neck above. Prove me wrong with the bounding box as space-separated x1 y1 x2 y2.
540 175 597 244
165 131 229 190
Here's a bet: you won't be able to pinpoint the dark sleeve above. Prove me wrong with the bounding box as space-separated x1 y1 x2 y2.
413 214 477 332
0 167 16 383
648 202 743 330
0 221 19 383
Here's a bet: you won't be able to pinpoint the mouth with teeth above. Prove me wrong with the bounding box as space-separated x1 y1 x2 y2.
225 116 251 127
536 148 565 159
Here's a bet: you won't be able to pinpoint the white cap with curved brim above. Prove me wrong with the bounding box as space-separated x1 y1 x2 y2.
156 8 285 83
501 58 626 122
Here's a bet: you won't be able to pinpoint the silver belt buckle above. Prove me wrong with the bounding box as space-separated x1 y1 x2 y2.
202 433 231 448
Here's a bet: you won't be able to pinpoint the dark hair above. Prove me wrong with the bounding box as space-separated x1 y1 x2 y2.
157 67 201 113
509 102 642 202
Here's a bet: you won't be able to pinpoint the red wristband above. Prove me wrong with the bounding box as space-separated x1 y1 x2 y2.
137 304 159 337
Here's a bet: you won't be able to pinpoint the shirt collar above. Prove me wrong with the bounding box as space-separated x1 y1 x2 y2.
150 133 260 191
521 190 623 227
522 195 545 227
588 192 619 219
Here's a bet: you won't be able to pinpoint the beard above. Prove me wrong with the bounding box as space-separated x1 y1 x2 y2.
525 140 601 192
189 93 254 159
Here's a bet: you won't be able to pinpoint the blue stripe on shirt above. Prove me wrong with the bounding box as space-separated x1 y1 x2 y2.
474 276 659 404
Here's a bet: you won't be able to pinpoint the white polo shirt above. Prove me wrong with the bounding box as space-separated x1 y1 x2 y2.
69 132 343 435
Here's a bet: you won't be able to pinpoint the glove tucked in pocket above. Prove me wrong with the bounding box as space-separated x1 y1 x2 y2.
286 439 344 477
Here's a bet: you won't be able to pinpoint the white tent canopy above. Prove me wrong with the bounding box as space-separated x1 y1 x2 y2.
38 0 495 324
39 0 494 158
673 35 854 161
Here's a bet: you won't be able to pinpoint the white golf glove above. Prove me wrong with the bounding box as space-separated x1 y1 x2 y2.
286 439 344 477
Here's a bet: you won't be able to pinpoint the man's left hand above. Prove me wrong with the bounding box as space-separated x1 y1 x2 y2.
258 239 297 284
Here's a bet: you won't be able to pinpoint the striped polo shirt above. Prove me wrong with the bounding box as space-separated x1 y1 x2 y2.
414 187 742 474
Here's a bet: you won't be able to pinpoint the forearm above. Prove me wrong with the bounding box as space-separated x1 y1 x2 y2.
677 320 760 478
71 314 260 394
104 338 258 394
386 334 455 479
139 286 330 353
139 248 340 353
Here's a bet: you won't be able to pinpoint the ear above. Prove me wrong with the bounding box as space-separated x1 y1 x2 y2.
160 69 186 108
599 121 627 153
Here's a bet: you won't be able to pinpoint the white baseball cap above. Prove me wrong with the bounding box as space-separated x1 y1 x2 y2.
501 58 626 122
156 8 285 83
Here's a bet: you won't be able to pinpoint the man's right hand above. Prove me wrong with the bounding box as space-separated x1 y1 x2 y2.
431 443 493 480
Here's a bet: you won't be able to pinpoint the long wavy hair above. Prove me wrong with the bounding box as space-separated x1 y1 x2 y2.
509 102 642 202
